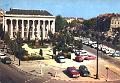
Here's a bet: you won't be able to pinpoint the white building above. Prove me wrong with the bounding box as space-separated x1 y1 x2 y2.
2 9 55 40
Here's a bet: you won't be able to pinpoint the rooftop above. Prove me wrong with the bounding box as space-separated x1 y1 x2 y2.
6 9 53 16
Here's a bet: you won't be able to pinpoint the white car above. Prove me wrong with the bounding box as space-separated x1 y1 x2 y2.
111 51 120 57
102 45 108 53
0 53 7 59
91 43 97 48
89 41 97 46
84 41 89 45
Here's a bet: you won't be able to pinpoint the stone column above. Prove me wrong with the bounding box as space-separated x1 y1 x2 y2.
42 20 45 39
10 19 13 38
27 20 29 38
37 20 40 39
22 20 24 38
46 21 49 39
48 20 50 31
32 20 35 39
51 20 55 33
4 19 7 32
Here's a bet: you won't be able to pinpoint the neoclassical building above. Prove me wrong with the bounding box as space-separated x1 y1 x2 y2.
2 9 55 40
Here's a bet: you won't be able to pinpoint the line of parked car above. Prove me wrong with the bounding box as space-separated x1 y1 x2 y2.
67 65 90 78
74 49 96 62
55 48 96 63
82 38 120 57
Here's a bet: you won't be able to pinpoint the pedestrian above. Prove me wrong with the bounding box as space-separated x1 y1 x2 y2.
39 49 43 57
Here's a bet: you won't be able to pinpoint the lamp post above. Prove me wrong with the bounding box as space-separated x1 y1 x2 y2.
106 67 109 81
95 16 100 79
95 34 99 79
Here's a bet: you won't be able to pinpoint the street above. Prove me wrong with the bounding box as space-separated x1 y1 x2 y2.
83 45 120 81
0 62 51 83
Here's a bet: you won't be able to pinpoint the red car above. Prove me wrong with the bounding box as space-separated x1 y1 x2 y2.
75 56 84 62
67 67 80 78
84 55 96 60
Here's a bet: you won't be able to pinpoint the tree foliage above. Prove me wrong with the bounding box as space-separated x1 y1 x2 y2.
96 16 111 32
83 19 96 30
3 32 11 45
73 40 83 50
70 20 81 27
55 15 68 32
0 25 4 39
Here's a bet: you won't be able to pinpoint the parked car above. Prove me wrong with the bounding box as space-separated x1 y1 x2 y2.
67 67 80 78
79 65 90 77
91 43 97 48
1 57 11 64
55 55 66 63
88 41 97 46
110 51 120 57
75 56 84 62
102 45 108 53
0 53 7 59
84 55 96 60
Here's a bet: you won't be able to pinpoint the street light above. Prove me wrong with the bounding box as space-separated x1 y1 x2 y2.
106 67 109 81
95 34 99 79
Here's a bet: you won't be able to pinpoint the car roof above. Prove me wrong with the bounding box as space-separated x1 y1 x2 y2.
4 57 11 60
79 65 87 68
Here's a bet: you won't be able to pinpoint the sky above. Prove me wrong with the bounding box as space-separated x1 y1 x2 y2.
0 0 120 19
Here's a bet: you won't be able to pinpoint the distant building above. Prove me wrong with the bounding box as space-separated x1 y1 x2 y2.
2 9 55 40
64 17 84 23
64 17 76 23
98 13 120 36
109 16 120 35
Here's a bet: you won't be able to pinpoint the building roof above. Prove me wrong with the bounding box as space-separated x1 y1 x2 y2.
6 9 53 16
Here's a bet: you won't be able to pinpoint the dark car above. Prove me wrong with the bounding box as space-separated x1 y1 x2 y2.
67 67 80 78
1 57 11 64
79 65 90 77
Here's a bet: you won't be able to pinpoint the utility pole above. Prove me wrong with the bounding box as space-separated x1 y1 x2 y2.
95 16 99 79
96 36 99 79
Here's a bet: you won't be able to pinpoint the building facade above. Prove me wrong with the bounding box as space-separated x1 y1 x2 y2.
109 16 120 33
3 9 55 40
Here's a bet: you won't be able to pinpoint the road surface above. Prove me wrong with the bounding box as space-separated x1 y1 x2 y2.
0 62 51 83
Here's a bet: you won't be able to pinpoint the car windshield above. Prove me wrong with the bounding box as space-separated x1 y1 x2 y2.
84 68 88 71
115 52 120 54
0 54 5 56
59 56 65 59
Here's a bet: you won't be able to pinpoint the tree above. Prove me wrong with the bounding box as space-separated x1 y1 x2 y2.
55 15 68 32
73 40 83 50
0 25 4 39
3 32 11 45
83 19 96 30
70 20 81 27
96 16 111 32
16 32 23 66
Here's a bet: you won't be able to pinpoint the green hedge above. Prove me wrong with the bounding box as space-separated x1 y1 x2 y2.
21 56 44 61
